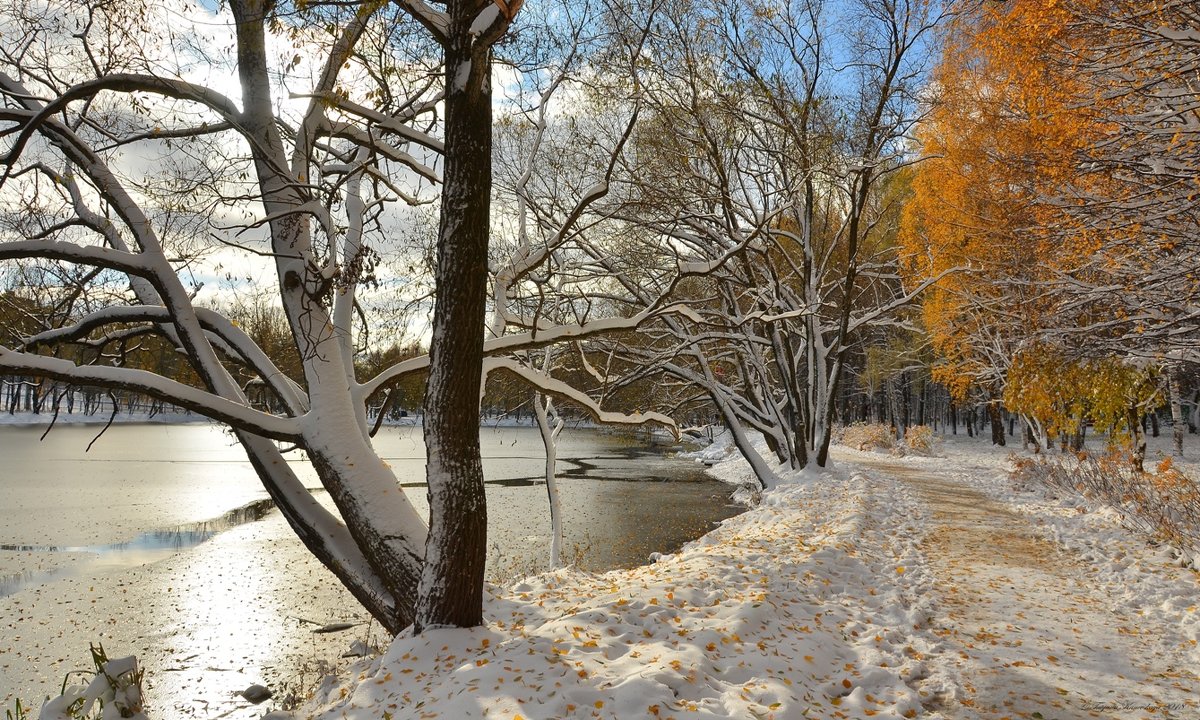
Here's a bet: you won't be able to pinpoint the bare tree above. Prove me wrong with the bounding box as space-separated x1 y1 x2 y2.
0 0 673 633
1043 1 1200 365
559 0 952 486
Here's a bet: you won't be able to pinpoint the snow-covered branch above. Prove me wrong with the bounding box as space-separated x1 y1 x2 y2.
485 357 678 439
0 346 304 441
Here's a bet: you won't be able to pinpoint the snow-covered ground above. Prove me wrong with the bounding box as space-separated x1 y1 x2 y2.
294 429 1200 720
301 462 952 719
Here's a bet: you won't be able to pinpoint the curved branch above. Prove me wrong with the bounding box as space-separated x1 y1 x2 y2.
0 346 303 442
484 356 679 439
0 72 241 174
22 306 309 415
392 0 450 45
0 239 152 275
358 303 700 400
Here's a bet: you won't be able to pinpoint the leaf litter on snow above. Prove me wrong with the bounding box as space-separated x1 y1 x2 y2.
837 434 1200 718
305 464 959 719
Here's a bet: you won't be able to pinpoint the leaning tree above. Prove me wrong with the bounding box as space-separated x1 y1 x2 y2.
0 0 676 634
528 0 955 487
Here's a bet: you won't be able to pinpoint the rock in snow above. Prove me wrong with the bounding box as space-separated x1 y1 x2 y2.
240 684 272 704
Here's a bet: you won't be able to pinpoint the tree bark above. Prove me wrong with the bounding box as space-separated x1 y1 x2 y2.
1168 363 1184 457
1126 405 1146 472
988 398 1005 447
417 4 493 631
916 379 926 426
534 390 564 569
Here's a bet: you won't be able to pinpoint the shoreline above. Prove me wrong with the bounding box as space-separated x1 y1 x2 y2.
292 432 1200 720
2 426 738 717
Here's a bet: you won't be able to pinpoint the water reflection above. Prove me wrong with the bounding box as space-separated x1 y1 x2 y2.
0 566 76 597
1 425 743 717
0 499 276 597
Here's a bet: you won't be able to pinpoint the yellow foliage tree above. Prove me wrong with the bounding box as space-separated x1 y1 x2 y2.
899 0 1187 451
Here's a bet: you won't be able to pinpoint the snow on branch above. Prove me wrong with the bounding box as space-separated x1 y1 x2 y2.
21 305 310 415
470 0 525 49
846 267 961 335
0 239 152 276
326 122 441 184
309 93 445 154
484 357 678 439
0 346 304 442
0 72 241 176
359 302 703 401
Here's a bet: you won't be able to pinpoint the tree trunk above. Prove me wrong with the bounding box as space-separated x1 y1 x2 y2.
916 379 926 426
1169 364 1184 457
534 391 564 569
1022 418 1035 450
712 389 779 489
417 11 493 632
1127 406 1146 472
1070 414 1086 452
988 399 1005 447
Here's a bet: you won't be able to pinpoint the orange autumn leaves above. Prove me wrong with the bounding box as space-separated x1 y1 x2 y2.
897 0 1142 399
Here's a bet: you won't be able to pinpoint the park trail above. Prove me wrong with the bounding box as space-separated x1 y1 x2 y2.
853 459 1199 720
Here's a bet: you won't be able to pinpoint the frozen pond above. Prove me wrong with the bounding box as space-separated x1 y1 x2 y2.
0 422 741 716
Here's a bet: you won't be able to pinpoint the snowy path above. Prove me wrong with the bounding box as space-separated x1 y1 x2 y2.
295 439 1199 720
855 458 1200 720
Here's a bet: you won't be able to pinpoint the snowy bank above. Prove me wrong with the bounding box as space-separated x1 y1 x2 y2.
300 448 958 720
292 429 1200 720
839 435 1200 671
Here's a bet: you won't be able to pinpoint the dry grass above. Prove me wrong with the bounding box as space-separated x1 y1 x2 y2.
1011 451 1200 564
838 423 938 457
839 422 897 452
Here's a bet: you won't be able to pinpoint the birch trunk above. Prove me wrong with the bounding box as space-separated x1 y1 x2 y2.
1169 364 1185 457
534 392 565 569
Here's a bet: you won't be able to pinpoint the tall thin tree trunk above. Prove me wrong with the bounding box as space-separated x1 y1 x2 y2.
534 390 564 569
1126 405 1146 472
417 10 493 631
916 379 926 426
1169 364 1184 457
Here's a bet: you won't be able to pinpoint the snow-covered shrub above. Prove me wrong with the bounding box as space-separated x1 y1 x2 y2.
37 645 146 720
902 425 937 456
1010 451 1200 566
839 423 896 452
